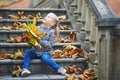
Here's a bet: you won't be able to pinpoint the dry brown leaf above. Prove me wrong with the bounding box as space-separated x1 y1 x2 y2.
65 74 76 80
11 49 24 60
59 25 71 30
0 52 11 60
12 65 22 77
58 15 66 20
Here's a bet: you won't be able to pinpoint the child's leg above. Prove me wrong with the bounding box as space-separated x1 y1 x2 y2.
40 52 60 71
22 49 38 69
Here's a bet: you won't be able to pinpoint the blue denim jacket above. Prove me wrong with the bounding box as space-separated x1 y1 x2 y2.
34 26 56 55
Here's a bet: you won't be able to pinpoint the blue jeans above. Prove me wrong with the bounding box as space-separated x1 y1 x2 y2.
22 49 60 71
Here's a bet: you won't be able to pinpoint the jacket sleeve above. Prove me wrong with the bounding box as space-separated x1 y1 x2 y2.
40 31 56 48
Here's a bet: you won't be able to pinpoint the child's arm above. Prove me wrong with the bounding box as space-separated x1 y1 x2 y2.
40 31 56 48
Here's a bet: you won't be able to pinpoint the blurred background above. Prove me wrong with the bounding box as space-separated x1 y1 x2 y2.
0 0 63 9
0 0 120 16
0 0 30 8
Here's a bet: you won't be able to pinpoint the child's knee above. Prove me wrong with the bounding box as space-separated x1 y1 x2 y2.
41 53 50 61
24 49 34 56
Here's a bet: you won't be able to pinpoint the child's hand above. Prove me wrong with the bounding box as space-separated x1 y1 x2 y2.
34 44 42 52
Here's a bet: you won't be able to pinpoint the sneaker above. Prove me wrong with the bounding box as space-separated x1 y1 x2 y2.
57 67 66 75
21 68 31 77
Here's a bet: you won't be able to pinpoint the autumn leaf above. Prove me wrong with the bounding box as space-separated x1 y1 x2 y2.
23 17 46 47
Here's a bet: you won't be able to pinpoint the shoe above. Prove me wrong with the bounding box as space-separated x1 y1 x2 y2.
21 68 31 77
57 67 66 75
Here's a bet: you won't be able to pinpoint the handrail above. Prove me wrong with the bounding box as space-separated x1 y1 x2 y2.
87 0 115 19
87 0 120 27
96 18 120 26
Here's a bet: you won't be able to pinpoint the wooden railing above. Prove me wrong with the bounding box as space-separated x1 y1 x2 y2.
64 0 120 80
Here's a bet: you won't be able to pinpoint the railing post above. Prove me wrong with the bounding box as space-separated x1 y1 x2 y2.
97 27 110 80
89 14 98 75
96 24 120 80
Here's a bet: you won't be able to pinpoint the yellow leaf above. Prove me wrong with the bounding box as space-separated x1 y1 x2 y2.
23 17 46 47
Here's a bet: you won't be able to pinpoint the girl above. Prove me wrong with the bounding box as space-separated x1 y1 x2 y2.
21 12 66 77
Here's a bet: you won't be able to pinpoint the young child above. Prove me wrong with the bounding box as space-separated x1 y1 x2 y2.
21 12 66 77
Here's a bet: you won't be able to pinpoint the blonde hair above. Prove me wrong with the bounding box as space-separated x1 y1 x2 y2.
48 12 59 37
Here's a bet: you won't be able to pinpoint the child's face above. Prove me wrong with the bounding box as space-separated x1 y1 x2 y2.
42 13 57 28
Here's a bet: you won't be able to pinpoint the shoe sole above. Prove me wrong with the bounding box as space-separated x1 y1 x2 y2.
21 73 30 77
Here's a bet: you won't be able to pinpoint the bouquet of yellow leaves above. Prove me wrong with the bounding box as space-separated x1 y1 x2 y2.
23 17 46 47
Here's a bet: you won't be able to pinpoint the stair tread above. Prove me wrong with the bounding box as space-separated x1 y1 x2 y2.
0 74 66 80
0 42 81 47
0 8 67 11
0 58 85 64
54 43 81 46
0 19 70 22
0 30 76 33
